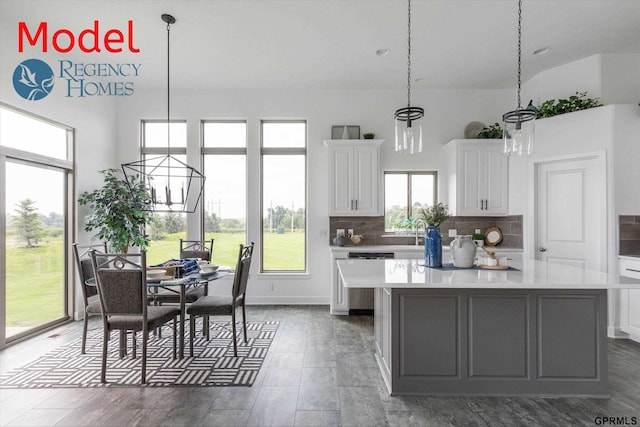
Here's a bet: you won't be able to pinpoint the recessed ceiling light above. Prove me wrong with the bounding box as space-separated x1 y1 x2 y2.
533 46 551 56
376 48 390 56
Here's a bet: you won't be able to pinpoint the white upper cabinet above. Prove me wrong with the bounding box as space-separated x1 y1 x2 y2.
445 139 508 216
325 140 383 216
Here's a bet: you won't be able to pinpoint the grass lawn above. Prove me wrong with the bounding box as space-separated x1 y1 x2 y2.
5 231 306 328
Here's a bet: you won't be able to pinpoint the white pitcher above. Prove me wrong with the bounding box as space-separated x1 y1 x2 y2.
450 235 477 268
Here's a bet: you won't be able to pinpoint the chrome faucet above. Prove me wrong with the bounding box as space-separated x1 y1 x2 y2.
415 219 426 245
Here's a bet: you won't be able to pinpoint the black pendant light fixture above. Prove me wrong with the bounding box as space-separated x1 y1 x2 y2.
502 0 535 156
122 13 205 213
394 0 424 154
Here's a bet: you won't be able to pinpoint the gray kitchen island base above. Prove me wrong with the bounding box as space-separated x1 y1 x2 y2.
374 288 608 397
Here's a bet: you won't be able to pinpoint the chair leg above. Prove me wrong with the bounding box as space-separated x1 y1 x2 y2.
242 303 248 344
173 318 177 359
131 332 137 359
119 331 126 358
189 315 195 357
142 329 148 384
231 310 237 357
101 326 109 383
205 316 210 341
81 315 89 354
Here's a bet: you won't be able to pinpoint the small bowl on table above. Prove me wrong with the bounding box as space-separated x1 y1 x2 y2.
146 269 167 281
199 264 219 274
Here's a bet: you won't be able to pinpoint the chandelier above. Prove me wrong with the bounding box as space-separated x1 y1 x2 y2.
122 13 205 213
502 0 535 156
394 0 424 154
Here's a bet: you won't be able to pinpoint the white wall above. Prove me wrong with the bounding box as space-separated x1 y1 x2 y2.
115 87 514 304
523 53 640 106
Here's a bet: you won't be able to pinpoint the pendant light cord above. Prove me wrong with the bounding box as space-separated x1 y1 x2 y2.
406 0 412 108
166 20 171 154
516 0 522 109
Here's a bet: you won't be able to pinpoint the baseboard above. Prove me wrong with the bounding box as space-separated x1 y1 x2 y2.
608 326 630 339
245 296 330 305
349 308 374 315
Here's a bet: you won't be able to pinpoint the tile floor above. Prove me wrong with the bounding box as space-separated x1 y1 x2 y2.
1 305 639 426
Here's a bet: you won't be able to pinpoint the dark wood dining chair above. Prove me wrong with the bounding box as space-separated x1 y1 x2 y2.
72 242 108 354
180 238 214 261
187 242 254 357
153 239 215 306
89 250 181 384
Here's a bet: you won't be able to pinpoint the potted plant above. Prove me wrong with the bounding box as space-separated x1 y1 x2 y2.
363 132 376 139
78 168 153 252
418 202 450 227
477 123 503 139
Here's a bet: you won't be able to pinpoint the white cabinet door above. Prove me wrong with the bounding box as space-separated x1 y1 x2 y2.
328 145 353 214
330 255 349 315
326 140 382 216
619 258 640 340
352 146 378 214
448 140 508 216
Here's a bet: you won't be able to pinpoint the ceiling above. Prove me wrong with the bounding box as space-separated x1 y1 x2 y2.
3 0 640 91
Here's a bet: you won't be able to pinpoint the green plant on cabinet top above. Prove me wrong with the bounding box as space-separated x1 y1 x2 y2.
536 92 603 119
477 123 503 139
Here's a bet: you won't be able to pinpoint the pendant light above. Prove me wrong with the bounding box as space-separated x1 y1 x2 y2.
122 13 205 213
502 0 535 156
394 0 424 154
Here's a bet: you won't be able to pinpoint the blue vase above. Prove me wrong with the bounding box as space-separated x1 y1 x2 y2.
425 226 443 268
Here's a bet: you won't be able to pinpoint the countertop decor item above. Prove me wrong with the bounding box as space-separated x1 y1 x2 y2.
122 13 205 213
418 202 450 227
363 133 376 139
424 226 443 268
502 0 536 156
393 0 424 154
450 235 477 268
484 226 503 246
464 121 486 139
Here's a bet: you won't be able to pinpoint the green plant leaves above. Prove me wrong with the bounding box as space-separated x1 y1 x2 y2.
536 92 602 119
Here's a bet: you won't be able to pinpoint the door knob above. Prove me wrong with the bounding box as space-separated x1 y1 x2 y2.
538 247 547 252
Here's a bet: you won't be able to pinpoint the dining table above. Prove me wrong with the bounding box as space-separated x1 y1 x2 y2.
86 267 231 359
147 268 231 358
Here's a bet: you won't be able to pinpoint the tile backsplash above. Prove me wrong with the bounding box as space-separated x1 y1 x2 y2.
329 215 523 248
619 215 640 255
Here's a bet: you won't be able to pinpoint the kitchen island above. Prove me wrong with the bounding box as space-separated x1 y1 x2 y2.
337 258 640 397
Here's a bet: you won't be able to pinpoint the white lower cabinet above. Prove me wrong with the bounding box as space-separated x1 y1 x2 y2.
619 257 640 341
374 287 392 382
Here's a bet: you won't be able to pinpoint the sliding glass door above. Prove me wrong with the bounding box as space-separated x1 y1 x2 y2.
0 104 74 347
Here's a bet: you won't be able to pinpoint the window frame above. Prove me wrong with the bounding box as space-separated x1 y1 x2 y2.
0 102 74 348
384 171 438 231
259 119 307 274
200 119 248 258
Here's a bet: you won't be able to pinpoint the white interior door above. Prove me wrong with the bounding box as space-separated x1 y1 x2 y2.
535 156 603 270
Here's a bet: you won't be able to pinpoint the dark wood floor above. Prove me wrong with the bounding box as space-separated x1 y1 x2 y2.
1 305 639 426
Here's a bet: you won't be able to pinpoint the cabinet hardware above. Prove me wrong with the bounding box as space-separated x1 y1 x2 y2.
538 247 547 252
355 200 358 210
350 200 354 210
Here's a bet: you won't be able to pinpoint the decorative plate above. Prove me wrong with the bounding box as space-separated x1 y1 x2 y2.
484 227 503 246
464 121 486 139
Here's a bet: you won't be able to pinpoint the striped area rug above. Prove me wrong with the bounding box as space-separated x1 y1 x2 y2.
0 320 278 388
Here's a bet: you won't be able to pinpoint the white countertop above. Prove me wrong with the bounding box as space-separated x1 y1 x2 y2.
337 258 640 290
